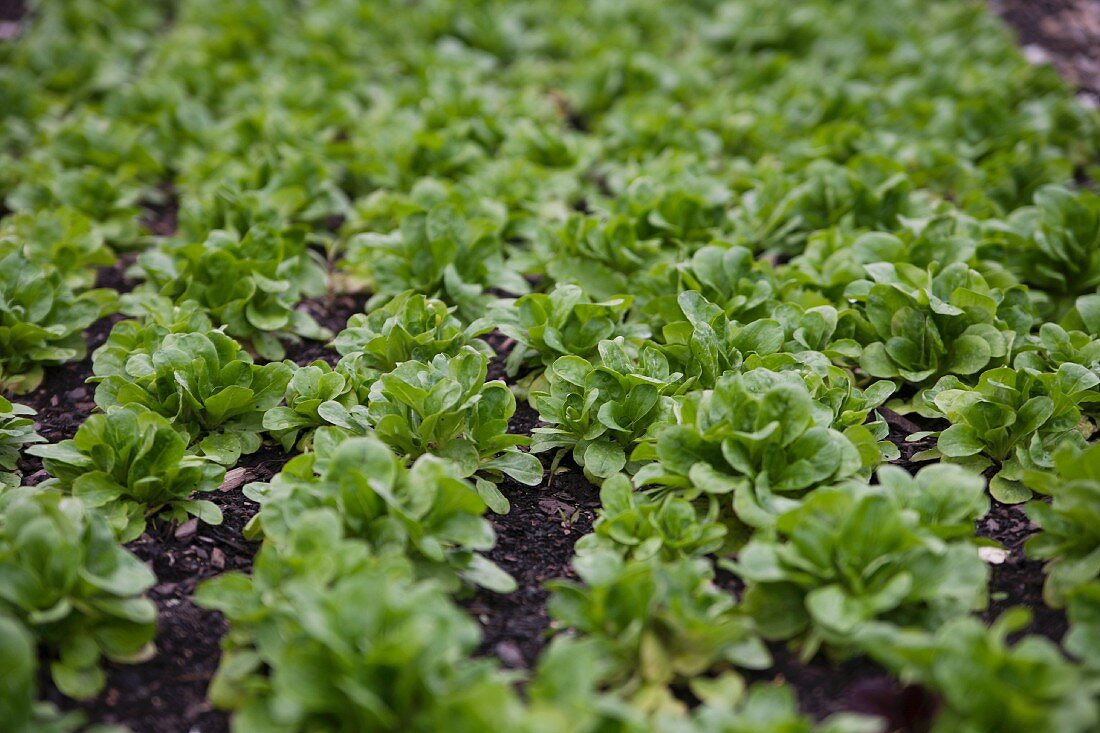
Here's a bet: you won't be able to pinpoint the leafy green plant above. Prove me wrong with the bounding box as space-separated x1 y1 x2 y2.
573 474 727 561
244 433 515 592
848 261 1031 387
637 368 864 528
1023 441 1100 606
864 611 1099 733
28 405 225 541
0 487 156 700
921 363 1100 502
0 249 116 393
93 330 294 465
547 549 769 711
532 340 682 480
0 398 43 489
332 289 494 367
495 284 649 377
0 614 87 733
91 297 214 379
135 225 330 360
727 465 988 659
196 513 523 732
0 207 114 289
365 346 542 491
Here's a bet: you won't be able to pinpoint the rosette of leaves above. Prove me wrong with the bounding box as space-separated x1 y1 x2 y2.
28 405 225 541
864 611 1099 733
983 185 1100 315
730 159 912 254
547 549 770 711
93 330 294 465
0 249 116 394
135 225 330 360
0 207 114 289
196 515 522 732
244 434 515 592
495 284 650 378
1023 442 1100 606
1014 323 1100 403
364 346 543 492
637 368 863 529
91 297 213 379
573 474 728 561
528 636 873 733
332 289 494 367
922 363 1100 502
848 261 1032 387
539 213 667 302
262 361 368 451
0 487 156 700
672 244 781 324
0 398 43 489
653 291 785 389
532 340 682 480
344 202 526 320
728 465 989 659
749 353 898 468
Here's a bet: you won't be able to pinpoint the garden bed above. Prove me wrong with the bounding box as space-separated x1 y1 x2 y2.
3 2 1100 732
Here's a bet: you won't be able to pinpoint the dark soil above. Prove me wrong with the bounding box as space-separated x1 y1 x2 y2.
465 404 601 669
995 0 1100 102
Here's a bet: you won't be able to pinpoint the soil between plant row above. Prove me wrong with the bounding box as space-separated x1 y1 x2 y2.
2 2 1098 731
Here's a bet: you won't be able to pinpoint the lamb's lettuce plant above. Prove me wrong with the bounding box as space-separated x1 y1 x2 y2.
1023 442 1100 606
573 474 728 561
0 487 156 700
365 347 543 491
921 363 1100 502
848 261 1032 389
243 434 515 592
728 465 988 659
532 340 682 480
863 611 1100 733
0 398 43 490
547 549 770 712
637 368 864 529
93 330 294 465
196 515 522 732
495 284 649 378
332 290 493 367
135 225 330 360
28 405 225 541
0 250 116 394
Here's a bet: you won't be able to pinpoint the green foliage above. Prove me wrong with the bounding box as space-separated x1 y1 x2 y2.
532 340 681 480
135 226 330 360
0 249 115 393
574 474 727 561
849 262 1031 386
332 290 493 368
28 405 225 541
244 433 514 592
729 465 988 659
639 368 864 528
0 397 43 489
496 285 649 377
0 487 156 700
91 297 214 379
93 330 294 465
926 363 1100 502
0 208 114 289
548 549 769 711
1024 442 1100 606
864 611 1100 733
365 347 542 488
0 615 86 733
196 515 522 733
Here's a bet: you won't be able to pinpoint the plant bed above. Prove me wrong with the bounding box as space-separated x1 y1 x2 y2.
3 2 1100 733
